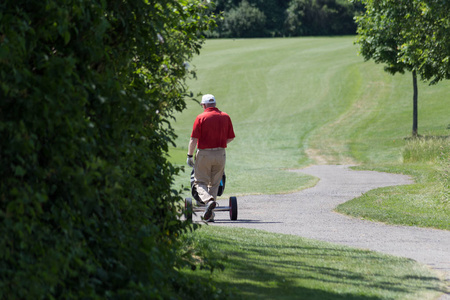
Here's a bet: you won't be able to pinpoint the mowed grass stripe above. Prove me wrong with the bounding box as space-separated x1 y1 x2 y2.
171 37 449 299
172 37 365 194
171 37 449 196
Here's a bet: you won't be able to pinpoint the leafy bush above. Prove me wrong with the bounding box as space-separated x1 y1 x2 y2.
223 0 267 37
0 0 224 298
209 0 361 38
285 0 358 36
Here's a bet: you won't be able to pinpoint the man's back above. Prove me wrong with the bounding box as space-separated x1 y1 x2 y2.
191 107 234 149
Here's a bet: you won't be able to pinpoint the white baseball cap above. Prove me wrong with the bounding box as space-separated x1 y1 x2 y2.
201 94 216 104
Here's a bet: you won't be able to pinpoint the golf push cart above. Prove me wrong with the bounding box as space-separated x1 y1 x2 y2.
184 169 238 221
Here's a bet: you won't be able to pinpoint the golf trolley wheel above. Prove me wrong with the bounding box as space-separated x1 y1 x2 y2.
229 196 238 220
185 198 193 221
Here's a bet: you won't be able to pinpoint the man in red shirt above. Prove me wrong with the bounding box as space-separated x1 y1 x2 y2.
187 94 235 221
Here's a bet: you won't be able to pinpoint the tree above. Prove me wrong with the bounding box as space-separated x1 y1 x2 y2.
285 0 359 36
250 0 291 36
396 0 450 84
223 0 267 37
0 0 221 298
210 0 361 37
285 0 309 36
354 0 423 137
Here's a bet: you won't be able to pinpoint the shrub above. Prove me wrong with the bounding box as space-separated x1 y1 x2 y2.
0 0 222 298
285 0 358 36
209 0 361 38
223 0 267 38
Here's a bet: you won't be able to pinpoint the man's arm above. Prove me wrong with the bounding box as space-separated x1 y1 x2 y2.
227 138 234 144
188 137 198 156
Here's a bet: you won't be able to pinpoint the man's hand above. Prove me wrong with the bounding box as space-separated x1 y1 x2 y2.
187 155 194 168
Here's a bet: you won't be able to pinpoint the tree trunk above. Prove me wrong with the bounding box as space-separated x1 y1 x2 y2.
412 70 418 137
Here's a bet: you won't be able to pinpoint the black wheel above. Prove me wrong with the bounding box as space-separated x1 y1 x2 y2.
185 198 193 221
229 196 238 220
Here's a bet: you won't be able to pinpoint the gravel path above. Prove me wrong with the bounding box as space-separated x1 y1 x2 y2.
200 165 450 299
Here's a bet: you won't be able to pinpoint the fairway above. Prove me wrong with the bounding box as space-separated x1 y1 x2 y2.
171 37 450 299
170 36 449 196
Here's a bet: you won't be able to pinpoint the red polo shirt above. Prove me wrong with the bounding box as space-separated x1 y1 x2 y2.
191 107 235 149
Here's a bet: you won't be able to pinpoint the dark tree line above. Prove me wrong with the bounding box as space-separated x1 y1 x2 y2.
207 0 364 38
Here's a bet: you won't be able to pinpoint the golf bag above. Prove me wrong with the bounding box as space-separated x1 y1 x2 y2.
190 169 226 202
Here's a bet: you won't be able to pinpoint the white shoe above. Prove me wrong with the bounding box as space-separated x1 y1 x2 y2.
202 200 216 221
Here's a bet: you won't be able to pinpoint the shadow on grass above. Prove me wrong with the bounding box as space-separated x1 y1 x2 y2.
189 233 445 300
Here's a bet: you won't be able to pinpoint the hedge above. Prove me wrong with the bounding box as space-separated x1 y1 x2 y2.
0 0 224 298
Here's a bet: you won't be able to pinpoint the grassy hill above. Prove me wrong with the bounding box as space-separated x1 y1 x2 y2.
170 37 449 299
171 36 449 203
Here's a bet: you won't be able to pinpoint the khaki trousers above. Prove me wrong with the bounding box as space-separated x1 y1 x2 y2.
194 148 226 203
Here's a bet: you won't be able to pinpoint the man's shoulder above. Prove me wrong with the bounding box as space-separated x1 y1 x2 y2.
212 108 230 116
200 108 221 116
198 108 231 119
219 110 231 118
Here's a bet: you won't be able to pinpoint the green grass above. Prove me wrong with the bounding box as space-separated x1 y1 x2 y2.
403 136 450 163
170 36 450 229
181 226 446 300
168 37 450 298
337 138 450 230
171 37 366 196
337 181 450 230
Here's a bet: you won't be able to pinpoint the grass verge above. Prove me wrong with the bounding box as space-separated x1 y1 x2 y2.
181 226 446 300
337 137 449 230
168 37 450 298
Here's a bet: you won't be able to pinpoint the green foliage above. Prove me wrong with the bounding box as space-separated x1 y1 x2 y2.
285 0 358 36
211 0 361 37
223 0 267 38
352 0 450 136
399 0 450 84
353 0 412 75
354 0 450 84
0 0 224 298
